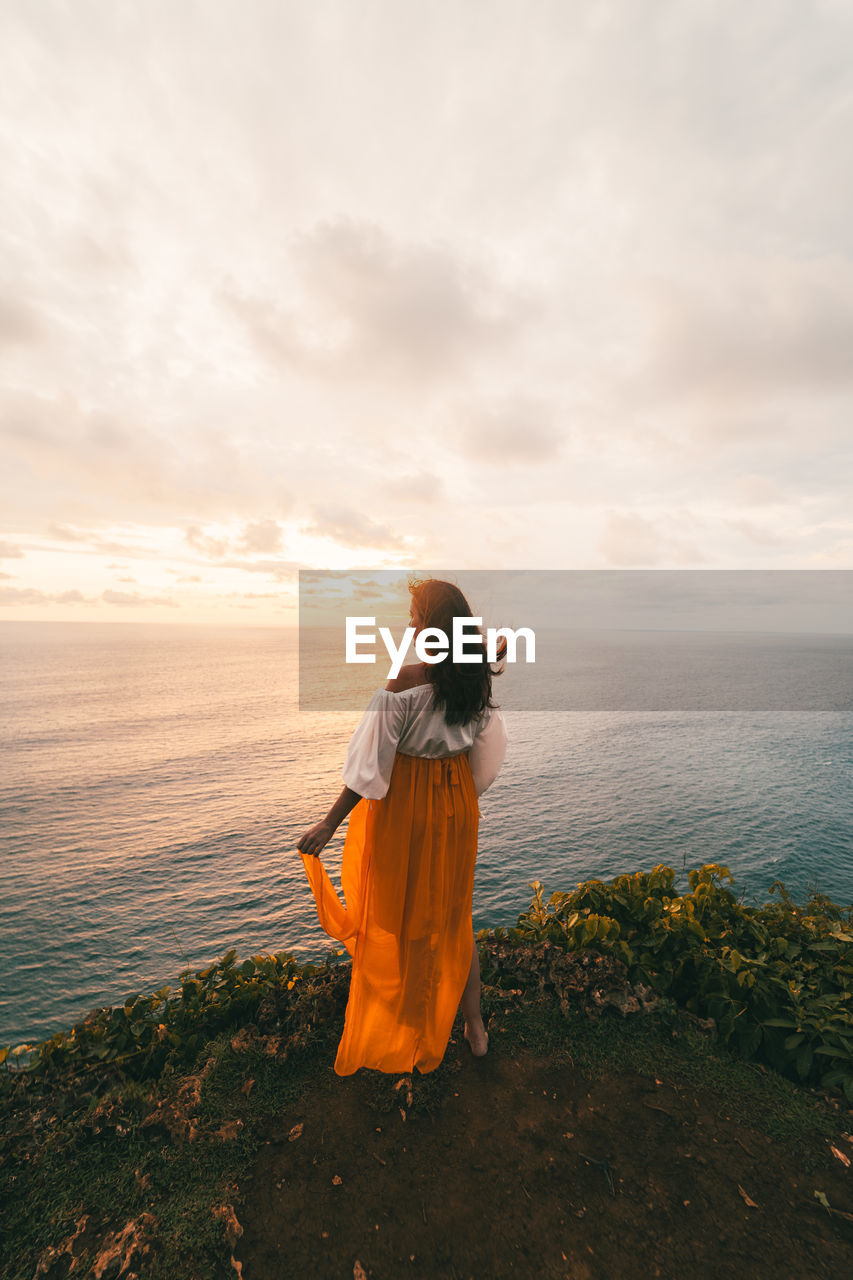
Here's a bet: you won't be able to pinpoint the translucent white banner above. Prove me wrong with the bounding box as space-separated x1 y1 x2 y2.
298 570 853 712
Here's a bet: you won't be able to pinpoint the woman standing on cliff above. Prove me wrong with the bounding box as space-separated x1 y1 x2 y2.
297 577 508 1077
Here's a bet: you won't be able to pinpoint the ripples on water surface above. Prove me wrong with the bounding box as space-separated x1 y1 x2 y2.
1 620 850 1047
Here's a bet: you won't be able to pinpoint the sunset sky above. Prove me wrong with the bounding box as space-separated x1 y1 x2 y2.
1 1 851 626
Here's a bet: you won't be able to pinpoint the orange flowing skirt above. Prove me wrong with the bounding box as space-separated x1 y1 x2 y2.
300 750 480 1076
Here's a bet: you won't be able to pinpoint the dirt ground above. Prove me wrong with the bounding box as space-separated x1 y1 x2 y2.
234 1016 853 1280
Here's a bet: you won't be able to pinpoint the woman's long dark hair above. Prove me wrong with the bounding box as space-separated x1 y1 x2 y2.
408 576 504 726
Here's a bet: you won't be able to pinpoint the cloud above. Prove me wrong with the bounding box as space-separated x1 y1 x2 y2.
727 519 786 548
94 539 158 557
47 522 91 541
219 591 283 600
0 540 23 558
224 217 531 390
299 572 406 598
347 582 397 602
452 397 564 465
220 557 301 581
182 523 301 578
0 587 50 605
0 388 169 522
597 512 706 567
70 230 136 276
0 297 42 345
184 525 230 558
101 589 178 607
0 585 91 605
185 519 288 558
303 506 407 551
380 472 445 504
0 387 267 526
630 259 853 413
729 474 789 507
238 518 284 553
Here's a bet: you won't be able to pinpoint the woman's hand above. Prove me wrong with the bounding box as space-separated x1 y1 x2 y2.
297 820 335 858
296 789 361 858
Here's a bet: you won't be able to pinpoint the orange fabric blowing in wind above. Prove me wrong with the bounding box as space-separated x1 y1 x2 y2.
300 749 479 1076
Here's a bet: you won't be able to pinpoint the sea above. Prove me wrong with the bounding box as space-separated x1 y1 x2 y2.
1 619 851 1051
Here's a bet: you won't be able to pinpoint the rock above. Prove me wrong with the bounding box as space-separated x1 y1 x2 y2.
84 1098 124 1136
229 1027 258 1055
176 1057 216 1111
591 989 641 1016
263 1035 287 1059
213 1204 244 1278
90 1213 157 1280
212 1203 243 1250
139 1100 192 1144
33 1214 91 1277
139 1057 216 1143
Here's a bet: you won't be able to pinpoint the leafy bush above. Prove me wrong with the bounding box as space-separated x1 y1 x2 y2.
478 864 853 1100
0 948 344 1084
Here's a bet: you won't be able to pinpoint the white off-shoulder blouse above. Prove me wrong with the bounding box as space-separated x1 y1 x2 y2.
341 682 508 800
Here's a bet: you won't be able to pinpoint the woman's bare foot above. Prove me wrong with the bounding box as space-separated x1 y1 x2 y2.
463 1018 489 1057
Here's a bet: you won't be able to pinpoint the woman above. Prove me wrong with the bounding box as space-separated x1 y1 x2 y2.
297 577 508 1076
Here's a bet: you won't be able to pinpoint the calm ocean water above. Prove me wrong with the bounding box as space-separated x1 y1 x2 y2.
1 620 851 1050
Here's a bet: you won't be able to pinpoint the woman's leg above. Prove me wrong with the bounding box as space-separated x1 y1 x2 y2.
460 926 488 1055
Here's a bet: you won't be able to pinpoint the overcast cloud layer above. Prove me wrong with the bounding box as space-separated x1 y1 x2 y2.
1 0 851 623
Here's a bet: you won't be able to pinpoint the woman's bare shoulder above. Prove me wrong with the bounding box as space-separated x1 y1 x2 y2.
384 663 430 694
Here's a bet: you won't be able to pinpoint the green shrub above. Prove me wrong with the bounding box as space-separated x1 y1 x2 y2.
1 947 344 1085
484 864 853 1100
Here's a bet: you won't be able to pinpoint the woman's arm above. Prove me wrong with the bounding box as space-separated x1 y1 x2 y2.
297 786 362 857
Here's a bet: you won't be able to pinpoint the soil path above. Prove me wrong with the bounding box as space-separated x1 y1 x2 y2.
235 1024 852 1280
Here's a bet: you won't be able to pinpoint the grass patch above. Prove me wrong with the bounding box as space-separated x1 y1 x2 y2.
482 987 840 1170
0 1026 341 1280
2 988 844 1278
